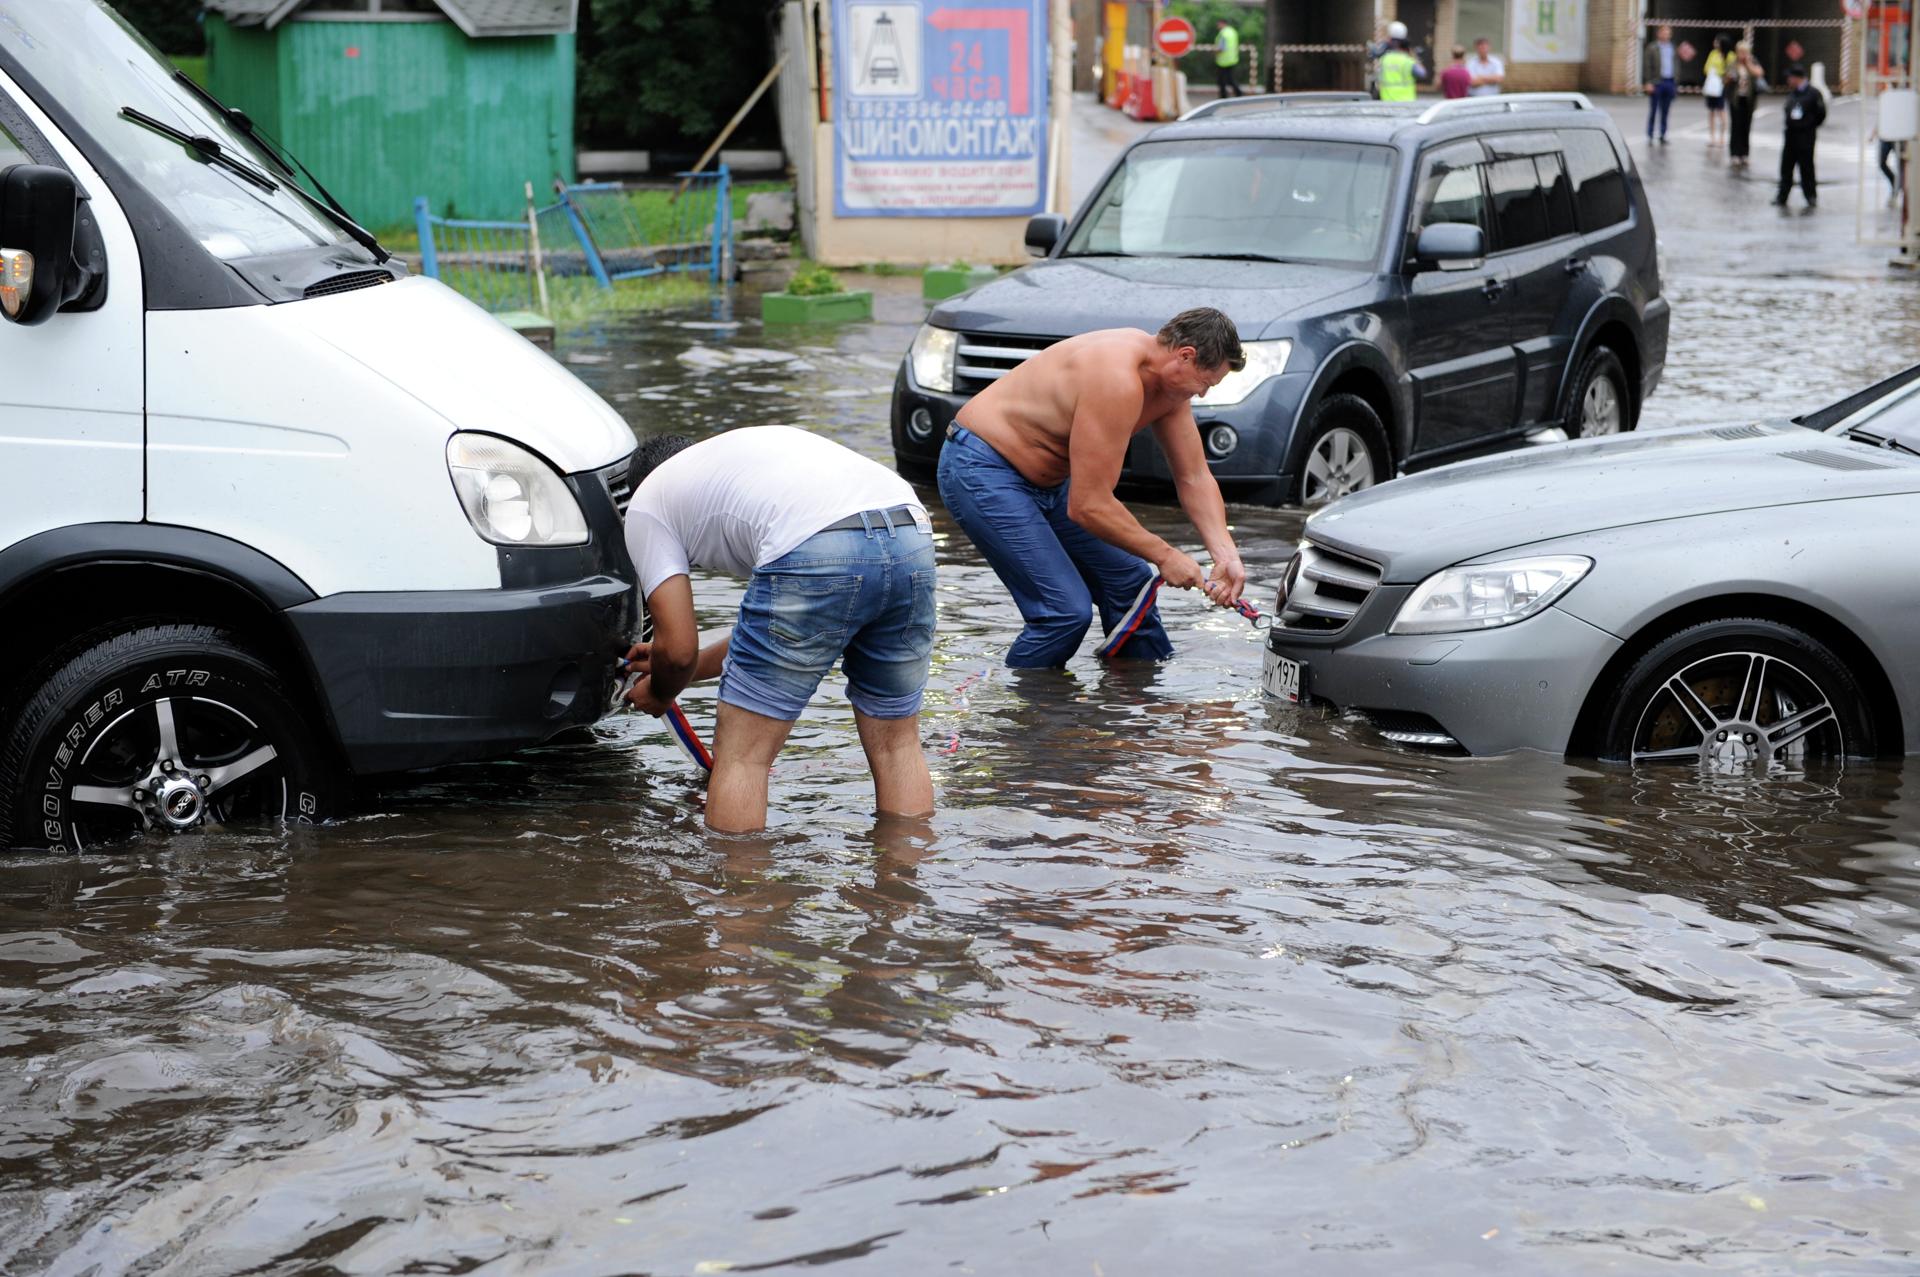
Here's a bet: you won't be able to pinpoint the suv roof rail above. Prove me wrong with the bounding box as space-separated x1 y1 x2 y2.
1414 92 1594 125
1179 91 1373 121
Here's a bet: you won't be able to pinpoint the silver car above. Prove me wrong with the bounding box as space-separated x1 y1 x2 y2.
1261 367 1920 766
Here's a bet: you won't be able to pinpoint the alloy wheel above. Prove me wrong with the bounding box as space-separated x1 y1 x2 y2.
1301 427 1378 506
1581 375 1623 436
66 696 287 849
1629 651 1844 770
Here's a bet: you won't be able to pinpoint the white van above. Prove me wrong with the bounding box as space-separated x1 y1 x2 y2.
0 2 638 851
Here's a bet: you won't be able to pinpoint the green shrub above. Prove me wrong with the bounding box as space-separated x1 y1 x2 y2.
786 263 843 297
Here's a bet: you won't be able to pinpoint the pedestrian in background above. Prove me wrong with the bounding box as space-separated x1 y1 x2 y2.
1375 22 1424 102
1465 36 1504 96
1644 24 1679 144
1727 40 1764 166
1440 45 1473 99
1774 64 1826 208
1213 18 1242 98
1701 34 1731 147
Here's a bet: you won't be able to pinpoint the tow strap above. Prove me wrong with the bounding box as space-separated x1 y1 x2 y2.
1095 575 1267 658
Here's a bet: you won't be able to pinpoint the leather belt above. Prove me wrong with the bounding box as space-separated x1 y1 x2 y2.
820 504 923 533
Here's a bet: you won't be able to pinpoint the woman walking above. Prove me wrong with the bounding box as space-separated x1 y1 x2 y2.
1702 35 1732 147
1727 41 1764 167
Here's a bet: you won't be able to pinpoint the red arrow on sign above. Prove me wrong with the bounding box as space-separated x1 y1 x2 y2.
929 7 1031 114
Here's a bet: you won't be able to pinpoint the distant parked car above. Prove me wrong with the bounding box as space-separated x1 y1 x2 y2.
893 92 1668 507
1261 366 1920 767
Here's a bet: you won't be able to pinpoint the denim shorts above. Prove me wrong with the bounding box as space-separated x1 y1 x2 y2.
719 516 937 721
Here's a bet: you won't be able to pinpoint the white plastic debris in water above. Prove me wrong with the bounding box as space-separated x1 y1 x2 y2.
563 352 611 365
675 344 797 372
677 320 742 331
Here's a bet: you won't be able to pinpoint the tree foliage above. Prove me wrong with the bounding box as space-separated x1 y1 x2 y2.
579 0 782 152
111 0 205 54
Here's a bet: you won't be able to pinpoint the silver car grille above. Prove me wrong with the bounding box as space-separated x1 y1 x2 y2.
1277 542 1383 633
955 332 1054 392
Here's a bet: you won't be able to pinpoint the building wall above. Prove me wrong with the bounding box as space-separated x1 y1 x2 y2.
208 16 576 229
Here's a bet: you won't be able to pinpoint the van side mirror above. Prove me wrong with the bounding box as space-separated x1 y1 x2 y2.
1413 222 1484 271
1025 213 1066 257
0 164 82 325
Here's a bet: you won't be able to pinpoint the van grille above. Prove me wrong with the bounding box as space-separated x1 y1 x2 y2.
955 332 1055 393
603 460 634 514
303 270 392 299
1277 542 1382 634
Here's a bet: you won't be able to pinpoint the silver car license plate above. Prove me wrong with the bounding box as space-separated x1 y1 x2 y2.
1263 650 1302 704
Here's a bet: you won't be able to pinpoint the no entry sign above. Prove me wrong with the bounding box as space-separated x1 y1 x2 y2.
1154 16 1196 58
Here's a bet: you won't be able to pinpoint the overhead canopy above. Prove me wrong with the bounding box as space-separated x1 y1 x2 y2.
206 0 579 38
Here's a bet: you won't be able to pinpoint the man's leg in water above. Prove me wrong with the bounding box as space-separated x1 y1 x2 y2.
1048 482 1174 659
938 431 1097 667
708 702 796 832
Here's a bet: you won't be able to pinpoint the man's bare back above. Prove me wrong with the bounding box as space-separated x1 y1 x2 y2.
956 328 1204 488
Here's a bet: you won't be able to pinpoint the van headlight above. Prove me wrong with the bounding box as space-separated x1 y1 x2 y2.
1388 555 1592 635
1196 339 1291 407
446 433 589 546
910 324 958 393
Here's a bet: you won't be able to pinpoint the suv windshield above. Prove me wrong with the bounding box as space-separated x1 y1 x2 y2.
0 0 355 262
1065 138 1396 266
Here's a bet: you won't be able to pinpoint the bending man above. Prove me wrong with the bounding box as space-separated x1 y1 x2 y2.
937 307 1248 668
622 427 937 832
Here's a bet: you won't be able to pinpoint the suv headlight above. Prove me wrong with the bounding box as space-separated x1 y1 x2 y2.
1388 555 1592 635
910 324 958 393
1197 339 1290 407
446 433 589 547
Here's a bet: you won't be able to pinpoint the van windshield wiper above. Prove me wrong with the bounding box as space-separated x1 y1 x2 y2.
168 71 390 264
119 106 277 191
1844 427 1920 458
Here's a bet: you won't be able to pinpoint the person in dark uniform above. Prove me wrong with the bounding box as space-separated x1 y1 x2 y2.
1774 65 1826 208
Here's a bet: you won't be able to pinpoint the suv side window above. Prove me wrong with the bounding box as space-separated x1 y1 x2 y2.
1487 157 1550 250
1561 130 1630 230
1415 141 1489 245
1535 153 1577 240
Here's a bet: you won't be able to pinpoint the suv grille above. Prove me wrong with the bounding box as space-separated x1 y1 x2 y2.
303 270 392 299
955 332 1054 392
1277 542 1382 633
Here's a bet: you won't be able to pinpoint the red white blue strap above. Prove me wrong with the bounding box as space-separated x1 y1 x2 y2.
664 701 714 773
1096 575 1164 658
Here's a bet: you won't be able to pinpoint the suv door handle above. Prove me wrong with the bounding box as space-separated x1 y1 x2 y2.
1481 277 1506 299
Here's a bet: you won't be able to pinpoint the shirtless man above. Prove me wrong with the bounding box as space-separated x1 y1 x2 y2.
936 306 1249 667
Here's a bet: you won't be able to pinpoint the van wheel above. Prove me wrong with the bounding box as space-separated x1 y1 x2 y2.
1291 394 1387 508
1566 345 1634 438
0 624 341 852
1598 618 1874 768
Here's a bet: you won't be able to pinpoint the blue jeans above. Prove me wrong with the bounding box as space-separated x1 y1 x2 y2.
719 515 937 721
936 426 1172 668
1647 78 1676 138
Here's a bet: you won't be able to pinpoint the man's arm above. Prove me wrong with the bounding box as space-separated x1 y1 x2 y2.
1060 376 1199 587
1152 407 1246 605
625 575 699 715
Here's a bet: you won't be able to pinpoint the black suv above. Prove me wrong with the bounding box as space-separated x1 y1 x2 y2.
891 93 1667 507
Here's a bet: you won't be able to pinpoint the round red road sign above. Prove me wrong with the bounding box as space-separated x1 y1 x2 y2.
1154 16 1196 58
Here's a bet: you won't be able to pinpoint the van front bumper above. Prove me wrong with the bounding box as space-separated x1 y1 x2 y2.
286 575 636 775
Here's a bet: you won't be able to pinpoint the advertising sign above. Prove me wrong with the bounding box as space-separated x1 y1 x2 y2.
832 0 1050 217
1509 0 1587 63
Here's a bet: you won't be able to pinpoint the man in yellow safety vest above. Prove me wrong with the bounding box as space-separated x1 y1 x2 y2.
1214 19 1242 98
1375 21 1423 101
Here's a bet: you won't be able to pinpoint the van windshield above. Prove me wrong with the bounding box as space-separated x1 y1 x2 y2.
0 1 357 262
1064 138 1396 266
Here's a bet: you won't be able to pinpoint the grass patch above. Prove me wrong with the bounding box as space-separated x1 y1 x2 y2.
544 273 716 326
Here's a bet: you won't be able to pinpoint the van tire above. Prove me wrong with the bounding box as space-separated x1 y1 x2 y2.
0 624 341 852
1290 393 1388 508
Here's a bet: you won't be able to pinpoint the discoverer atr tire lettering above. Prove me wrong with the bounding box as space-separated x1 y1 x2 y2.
0 624 340 852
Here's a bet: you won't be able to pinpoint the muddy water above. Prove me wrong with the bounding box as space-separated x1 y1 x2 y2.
7 261 1920 1271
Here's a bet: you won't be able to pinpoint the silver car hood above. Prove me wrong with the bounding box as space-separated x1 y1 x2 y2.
1304 422 1920 582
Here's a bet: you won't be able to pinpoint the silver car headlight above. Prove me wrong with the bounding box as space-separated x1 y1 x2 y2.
1196 339 1291 407
1388 555 1592 635
909 323 958 393
446 433 589 547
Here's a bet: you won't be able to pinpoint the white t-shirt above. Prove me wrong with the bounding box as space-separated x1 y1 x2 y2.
1465 52 1504 95
623 426 925 596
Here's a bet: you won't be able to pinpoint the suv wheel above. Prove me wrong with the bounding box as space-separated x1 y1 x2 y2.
1567 345 1633 438
1599 618 1874 768
1292 393 1388 508
0 624 341 852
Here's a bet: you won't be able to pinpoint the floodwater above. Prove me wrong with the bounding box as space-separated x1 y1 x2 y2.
7 135 1920 1273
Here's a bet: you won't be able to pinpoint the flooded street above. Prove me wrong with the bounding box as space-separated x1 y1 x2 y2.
6 99 1920 1275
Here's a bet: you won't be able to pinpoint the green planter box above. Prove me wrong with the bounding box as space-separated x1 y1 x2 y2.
922 265 999 300
762 289 874 324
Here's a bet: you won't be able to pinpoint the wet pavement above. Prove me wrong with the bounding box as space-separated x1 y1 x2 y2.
4 95 1920 1276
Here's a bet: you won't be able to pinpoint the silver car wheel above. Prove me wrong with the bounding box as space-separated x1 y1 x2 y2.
1301 427 1377 507
1628 650 1843 770
1581 375 1623 437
